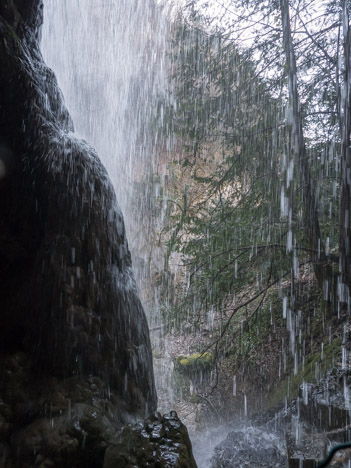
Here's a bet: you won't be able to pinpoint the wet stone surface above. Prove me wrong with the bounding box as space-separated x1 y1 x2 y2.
208 369 351 468
0 352 119 467
209 425 287 468
104 411 197 468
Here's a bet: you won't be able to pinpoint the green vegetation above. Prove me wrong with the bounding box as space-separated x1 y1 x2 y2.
136 0 351 416
175 352 213 375
152 4 343 334
268 337 342 409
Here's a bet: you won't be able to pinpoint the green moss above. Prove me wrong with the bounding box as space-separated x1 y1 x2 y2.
175 352 213 374
267 337 342 409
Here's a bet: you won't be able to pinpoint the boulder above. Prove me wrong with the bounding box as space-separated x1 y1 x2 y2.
104 411 197 468
210 426 287 468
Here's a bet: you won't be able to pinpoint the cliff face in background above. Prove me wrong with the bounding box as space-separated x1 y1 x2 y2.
0 1 198 466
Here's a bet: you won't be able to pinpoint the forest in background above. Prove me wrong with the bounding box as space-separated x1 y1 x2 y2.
130 0 351 422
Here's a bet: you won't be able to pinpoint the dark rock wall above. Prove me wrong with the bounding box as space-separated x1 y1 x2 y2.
0 0 156 421
0 2 200 467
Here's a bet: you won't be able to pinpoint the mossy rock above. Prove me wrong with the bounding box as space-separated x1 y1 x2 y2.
175 353 213 375
267 337 342 409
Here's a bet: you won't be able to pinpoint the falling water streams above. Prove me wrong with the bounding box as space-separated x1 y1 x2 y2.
41 0 167 238
41 0 170 357
40 0 217 463
41 2 351 467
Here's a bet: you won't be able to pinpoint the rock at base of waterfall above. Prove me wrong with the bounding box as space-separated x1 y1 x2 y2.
210 426 287 468
104 411 197 468
0 352 198 467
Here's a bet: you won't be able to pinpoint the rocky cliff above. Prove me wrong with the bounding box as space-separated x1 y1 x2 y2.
0 1 196 466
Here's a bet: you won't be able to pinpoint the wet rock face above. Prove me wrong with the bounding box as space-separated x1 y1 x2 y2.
103 411 198 468
0 0 157 450
0 352 117 467
0 353 197 467
0 2 199 467
0 0 43 38
210 426 287 468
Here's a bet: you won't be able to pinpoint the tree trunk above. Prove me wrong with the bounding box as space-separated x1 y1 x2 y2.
280 0 332 297
339 0 351 305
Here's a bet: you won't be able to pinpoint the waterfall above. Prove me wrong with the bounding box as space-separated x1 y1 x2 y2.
38 3 351 467
41 0 168 294
40 0 175 422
